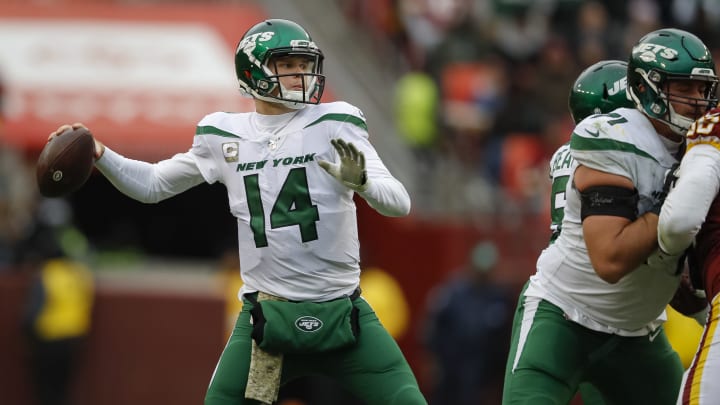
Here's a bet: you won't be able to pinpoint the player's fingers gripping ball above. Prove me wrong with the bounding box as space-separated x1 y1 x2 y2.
36 125 96 197
687 107 720 151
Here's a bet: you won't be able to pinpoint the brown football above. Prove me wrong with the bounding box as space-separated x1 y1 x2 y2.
36 127 95 198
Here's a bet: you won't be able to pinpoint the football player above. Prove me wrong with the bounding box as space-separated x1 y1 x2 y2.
548 59 634 244
503 28 718 404
544 59 633 405
659 108 720 404
50 19 426 405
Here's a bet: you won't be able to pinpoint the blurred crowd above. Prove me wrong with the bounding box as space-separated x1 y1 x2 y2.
341 0 720 217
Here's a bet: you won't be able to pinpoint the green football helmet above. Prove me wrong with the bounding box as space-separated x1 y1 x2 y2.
234 19 325 109
627 28 718 135
569 60 634 124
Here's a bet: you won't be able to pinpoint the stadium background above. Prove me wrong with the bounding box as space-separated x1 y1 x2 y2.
0 0 714 403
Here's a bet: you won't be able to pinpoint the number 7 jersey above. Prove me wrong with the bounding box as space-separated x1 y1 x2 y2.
190 101 408 301
527 107 682 334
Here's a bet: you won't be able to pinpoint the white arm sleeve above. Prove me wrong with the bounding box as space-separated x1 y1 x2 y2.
358 172 411 217
658 145 720 254
94 147 206 203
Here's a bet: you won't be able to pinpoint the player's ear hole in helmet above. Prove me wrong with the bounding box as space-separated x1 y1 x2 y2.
234 19 325 110
569 60 635 124
627 28 719 136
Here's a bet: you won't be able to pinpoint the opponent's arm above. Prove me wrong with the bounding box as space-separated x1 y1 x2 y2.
574 165 660 283
659 108 720 254
659 146 720 254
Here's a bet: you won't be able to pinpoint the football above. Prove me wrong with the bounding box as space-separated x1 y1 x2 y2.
36 127 95 198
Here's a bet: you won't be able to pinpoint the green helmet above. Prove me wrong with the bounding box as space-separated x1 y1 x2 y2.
569 60 634 124
234 19 325 109
627 28 718 135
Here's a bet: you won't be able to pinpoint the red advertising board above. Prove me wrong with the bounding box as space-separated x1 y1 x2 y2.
0 3 268 159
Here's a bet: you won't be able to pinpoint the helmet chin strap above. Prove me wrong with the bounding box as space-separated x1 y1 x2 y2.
667 103 694 136
252 62 318 109
253 91 308 110
262 80 317 109
278 98 307 110
238 81 309 110
277 84 310 109
642 100 693 137
629 71 694 137
659 85 696 136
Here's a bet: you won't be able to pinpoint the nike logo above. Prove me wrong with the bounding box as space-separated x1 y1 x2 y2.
584 128 600 137
648 328 662 342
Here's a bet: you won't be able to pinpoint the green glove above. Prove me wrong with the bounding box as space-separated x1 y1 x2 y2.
317 139 368 192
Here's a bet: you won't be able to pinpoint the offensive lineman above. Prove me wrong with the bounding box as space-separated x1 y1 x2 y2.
503 28 719 404
49 19 426 405
548 60 634 245
544 60 634 405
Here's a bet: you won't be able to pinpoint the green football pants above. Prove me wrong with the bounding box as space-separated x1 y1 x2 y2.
503 288 684 405
205 296 427 405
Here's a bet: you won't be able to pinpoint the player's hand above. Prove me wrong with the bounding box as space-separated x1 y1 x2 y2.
317 139 368 192
686 107 720 152
50 122 105 160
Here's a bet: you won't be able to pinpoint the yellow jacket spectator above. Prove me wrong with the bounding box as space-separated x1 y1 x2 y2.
23 255 94 405
30 258 94 341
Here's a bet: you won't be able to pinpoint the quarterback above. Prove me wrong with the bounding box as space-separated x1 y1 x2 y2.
503 28 719 404
50 19 426 405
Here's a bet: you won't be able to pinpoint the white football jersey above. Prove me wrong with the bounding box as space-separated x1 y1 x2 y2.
548 142 573 243
526 108 683 335
96 101 409 302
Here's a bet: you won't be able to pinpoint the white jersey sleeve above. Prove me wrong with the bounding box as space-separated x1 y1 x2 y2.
659 145 720 255
548 142 573 240
94 147 205 203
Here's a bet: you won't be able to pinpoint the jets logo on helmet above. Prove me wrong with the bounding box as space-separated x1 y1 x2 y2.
607 77 627 97
634 43 679 62
236 32 276 69
234 19 326 109
569 60 634 124
627 28 719 136
237 32 275 53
